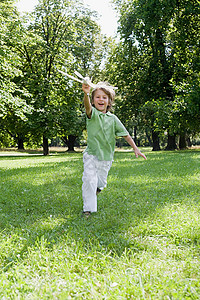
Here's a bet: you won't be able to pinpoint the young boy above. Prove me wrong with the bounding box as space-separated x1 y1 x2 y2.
82 82 146 217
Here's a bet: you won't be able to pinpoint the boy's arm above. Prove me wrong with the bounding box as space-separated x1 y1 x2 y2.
82 84 92 118
124 135 147 160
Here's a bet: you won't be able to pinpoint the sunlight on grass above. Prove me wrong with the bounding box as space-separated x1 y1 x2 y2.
0 149 200 298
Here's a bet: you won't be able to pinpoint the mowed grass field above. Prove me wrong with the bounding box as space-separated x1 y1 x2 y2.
0 148 199 299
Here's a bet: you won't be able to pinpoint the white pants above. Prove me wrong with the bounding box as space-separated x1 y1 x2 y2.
82 152 112 212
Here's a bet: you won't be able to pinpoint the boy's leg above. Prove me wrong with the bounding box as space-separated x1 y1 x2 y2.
82 153 98 213
97 160 112 192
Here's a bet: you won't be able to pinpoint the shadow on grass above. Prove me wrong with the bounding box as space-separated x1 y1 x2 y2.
0 149 200 271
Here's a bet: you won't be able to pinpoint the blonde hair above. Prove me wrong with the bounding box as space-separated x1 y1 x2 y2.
91 82 115 112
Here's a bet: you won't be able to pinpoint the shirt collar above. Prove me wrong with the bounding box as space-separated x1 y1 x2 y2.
94 107 112 116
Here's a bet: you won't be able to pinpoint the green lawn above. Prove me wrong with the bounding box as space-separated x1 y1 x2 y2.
0 149 200 299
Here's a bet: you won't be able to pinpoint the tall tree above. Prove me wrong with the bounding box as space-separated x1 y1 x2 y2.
104 40 146 145
0 0 32 149
113 0 176 150
16 0 101 154
54 8 104 151
113 0 200 150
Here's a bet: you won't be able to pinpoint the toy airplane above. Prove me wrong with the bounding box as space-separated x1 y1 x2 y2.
58 69 118 90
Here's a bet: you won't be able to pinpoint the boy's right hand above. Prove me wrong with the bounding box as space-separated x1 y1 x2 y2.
82 83 91 94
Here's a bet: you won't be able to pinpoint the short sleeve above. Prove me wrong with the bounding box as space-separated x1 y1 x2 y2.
114 115 129 137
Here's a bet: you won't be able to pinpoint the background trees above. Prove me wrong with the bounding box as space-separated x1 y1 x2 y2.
0 0 108 154
111 0 200 150
0 0 32 148
0 0 199 152
15 0 104 155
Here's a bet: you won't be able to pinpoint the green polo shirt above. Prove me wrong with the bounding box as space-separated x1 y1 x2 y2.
84 107 129 161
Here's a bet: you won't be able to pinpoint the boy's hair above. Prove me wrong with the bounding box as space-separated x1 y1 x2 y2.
91 82 115 112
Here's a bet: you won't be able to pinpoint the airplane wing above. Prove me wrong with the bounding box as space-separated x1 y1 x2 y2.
57 70 83 84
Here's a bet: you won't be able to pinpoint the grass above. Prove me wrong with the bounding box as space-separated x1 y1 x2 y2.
0 148 200 299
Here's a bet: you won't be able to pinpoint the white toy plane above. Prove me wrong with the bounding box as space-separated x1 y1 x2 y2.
58 69 118 90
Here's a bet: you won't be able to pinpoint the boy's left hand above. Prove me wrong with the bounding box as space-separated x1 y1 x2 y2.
134 148 147 160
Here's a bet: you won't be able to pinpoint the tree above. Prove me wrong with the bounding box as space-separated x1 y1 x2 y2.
104 40 146 145
0 0 33 149
113 0 176 150
16 0 101 154
169 0 200 148
112 0 200 150
54 8 105 151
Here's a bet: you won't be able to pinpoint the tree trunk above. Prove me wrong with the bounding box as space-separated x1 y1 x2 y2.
179 133 187 149
134 126 138 146
17 137 25 150
186 136 192 147
61 135 77 151
145 128 152 147
43 135 49 155
165 134 177 150
67 135 76 152
152 130 161 151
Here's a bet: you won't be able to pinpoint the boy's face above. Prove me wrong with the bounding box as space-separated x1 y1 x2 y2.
93 89 109 113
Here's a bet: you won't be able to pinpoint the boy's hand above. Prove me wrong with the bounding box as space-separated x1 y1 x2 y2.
123 135 147 160
134 147 147 160
82 83 91 94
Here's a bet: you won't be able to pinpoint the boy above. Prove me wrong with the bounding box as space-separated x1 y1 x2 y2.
82 82 146 217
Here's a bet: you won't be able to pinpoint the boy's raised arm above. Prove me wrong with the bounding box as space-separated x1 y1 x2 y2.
82 84 92 118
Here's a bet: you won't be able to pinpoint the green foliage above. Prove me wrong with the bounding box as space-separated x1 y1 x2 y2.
0 1 27 114
111 0 200 148
104 40 144 133
1 0 199 151
0 1 34 148
13 0 105 152
0 149 200 298
0 0 107 151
